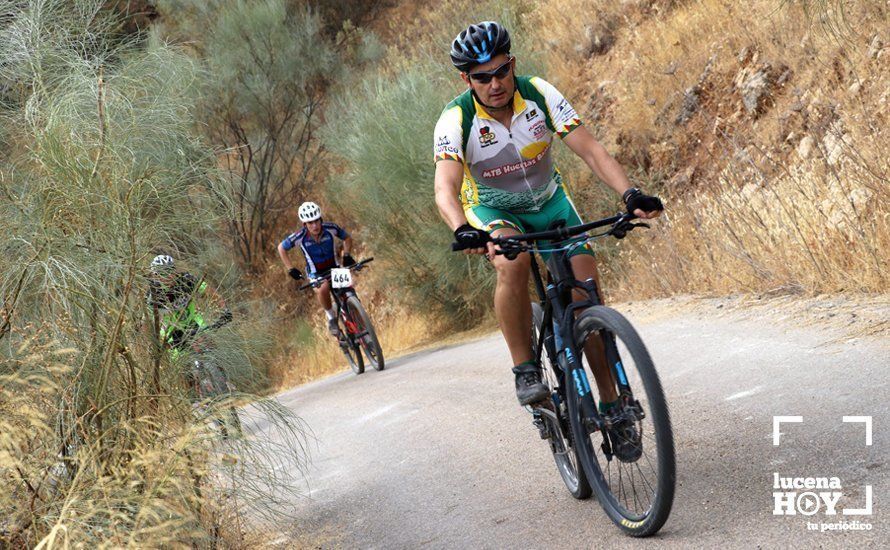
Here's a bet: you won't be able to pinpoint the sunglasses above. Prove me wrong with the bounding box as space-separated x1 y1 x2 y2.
467 56 513 84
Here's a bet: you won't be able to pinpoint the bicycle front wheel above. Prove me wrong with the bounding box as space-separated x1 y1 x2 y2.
347 295 384 371
566 306 675 537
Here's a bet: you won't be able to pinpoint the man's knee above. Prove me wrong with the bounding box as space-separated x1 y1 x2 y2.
569 253 603 303
313 283 330 296
493 253 530 287
314 282 332 299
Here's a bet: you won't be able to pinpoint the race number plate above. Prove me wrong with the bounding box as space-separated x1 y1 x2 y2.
331 268 353 289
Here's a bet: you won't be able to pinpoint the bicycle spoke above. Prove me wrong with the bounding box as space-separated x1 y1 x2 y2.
628 462 644 513
635 462 656 506
617 461 628 510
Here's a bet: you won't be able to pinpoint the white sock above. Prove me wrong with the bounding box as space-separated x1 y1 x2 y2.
325 309 335 321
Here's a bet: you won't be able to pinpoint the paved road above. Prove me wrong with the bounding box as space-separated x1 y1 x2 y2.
254 303 888 548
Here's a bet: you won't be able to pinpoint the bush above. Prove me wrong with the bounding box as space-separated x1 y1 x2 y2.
163 0 340 270
0 2 307 545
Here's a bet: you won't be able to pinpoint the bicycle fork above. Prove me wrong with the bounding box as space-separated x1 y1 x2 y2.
548 287 602 433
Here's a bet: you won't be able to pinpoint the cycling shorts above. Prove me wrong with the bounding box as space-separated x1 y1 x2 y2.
464 184 595 260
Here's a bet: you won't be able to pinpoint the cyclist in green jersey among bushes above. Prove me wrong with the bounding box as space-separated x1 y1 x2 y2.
145 254 232 361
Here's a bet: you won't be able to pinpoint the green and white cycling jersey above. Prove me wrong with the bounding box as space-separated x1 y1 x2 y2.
433 75 583 213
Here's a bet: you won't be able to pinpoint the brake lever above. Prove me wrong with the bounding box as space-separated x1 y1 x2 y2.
493 241 526 260
610 217 651 240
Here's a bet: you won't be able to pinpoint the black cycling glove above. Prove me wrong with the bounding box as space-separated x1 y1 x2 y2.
288 267 304 281
342 254 356 267
453 223 491 249
623 188 664 215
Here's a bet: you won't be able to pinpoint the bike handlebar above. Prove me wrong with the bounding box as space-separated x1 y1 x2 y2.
298 258 374 290
450 212 640 252
187 314 231 340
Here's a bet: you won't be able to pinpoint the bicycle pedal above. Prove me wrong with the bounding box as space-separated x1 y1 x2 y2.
531 415 550 440
532 398 555 412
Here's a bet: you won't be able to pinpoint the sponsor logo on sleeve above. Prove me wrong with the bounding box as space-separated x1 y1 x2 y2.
555 99 577 124
524 108 538 121
530 120 547 139
435 134 461 157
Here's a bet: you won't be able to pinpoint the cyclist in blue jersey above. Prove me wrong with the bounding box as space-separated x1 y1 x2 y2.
277 201 355 337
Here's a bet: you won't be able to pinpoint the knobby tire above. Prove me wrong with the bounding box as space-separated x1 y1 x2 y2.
566 306 675 537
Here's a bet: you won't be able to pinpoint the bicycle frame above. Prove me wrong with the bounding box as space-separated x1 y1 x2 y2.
301 259 374 343
529 228 636 435
333 287 364 340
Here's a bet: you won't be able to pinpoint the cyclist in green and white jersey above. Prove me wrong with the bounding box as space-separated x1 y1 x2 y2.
146 254 232 360
434 21 664 407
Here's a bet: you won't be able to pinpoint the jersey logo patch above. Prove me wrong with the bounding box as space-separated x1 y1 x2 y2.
479 126 498 148
525 109 538 121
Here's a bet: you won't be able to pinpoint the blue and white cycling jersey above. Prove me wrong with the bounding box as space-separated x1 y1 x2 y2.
280 222 349 276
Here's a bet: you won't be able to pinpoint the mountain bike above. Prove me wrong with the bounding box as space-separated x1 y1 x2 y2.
452 213 675 536
300 258 384 375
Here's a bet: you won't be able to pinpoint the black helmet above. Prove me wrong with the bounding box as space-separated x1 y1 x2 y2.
450 21 511 72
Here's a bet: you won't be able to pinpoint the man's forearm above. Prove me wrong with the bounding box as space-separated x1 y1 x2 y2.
586 144 633 196
435 187 468 230
434 161 468 231
277 245 293 271
564 127 633 197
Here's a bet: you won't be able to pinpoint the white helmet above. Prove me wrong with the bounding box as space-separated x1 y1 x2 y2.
298 201 322 223
150 254 175 273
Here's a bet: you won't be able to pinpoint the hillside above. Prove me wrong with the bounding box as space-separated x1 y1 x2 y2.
368 0 887 297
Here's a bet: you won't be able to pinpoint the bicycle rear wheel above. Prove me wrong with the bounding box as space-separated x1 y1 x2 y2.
532 303 591 500
566 306 675 537
196 360 242 439
347 295 384 371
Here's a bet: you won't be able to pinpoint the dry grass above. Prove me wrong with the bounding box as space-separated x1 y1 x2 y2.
0 333 311 548
527 1 886 142
523 0 888 298
606 152 888 297
265 305 449 388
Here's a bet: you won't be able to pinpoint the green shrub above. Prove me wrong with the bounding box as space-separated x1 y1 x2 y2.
174 0 339 269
